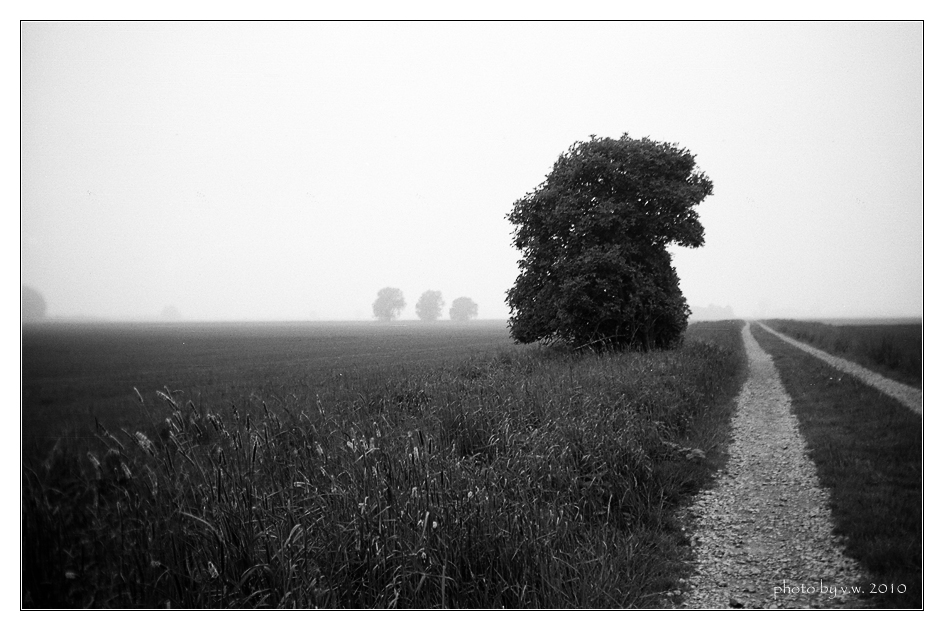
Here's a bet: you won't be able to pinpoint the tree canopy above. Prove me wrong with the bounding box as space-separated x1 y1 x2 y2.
449 297 478 321
506 135 713 350
373 287 406 321
161 305 182 321
415 290 445 322
22 285 47 322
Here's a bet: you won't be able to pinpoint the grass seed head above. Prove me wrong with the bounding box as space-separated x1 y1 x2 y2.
134 431 154 454
103 448 122 476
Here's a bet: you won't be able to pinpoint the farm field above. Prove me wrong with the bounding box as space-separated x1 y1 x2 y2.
22 319 747 608
22 320 517 459
761 319 922 388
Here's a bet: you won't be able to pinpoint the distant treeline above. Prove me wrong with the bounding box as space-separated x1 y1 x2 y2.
373 287 478 322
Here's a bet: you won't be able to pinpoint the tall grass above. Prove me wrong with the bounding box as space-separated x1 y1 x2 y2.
23 322 746 608
763 319 921 388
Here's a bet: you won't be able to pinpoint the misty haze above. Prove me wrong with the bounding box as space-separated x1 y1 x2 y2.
21 21 922 610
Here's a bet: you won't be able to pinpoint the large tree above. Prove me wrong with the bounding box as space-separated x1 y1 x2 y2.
373 287 406 321
449 297 479 321
506 135 713 350
415 290 445 322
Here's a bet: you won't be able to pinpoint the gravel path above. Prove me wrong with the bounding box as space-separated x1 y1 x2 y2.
679 322 867 609
755 321 922 416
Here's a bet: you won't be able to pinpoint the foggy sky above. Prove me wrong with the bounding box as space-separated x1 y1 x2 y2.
20 21 923 321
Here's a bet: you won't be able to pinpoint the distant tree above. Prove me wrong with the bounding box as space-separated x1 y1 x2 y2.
415 290 445 322
161 305 182 321
22 285 47 322
449 297 479 321
506 135 713 350
373 287 406 321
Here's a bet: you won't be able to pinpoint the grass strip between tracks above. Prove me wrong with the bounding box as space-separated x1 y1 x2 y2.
751 323 921 609
762 319 921 389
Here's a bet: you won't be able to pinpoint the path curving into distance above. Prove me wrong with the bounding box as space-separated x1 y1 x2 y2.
680 323 866 609
754 321 922 416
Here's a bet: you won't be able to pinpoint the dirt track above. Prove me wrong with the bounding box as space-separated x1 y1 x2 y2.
754 321 921 416
680 322 866 609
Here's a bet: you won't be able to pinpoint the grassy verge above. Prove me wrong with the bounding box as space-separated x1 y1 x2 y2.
751 324 921 608
23 321 746 609
681 320 748 474
762 319 922 388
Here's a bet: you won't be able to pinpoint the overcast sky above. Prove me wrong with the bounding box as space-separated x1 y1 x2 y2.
21 21 923 321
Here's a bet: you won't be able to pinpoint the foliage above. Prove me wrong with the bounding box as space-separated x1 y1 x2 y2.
23 322 746 608
415 290 445 322
506 135 713 350
161 305 182 321
449 297 479 321
373 287 406 321
22 285 47 322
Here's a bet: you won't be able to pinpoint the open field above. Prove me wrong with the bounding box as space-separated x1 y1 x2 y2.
762 319 922 389
22 320 747 608
22 320 517 459
751 324 921 608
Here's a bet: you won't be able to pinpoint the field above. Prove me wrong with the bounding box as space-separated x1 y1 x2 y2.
22 319 747 608
22 321 519 459
762 319 922 388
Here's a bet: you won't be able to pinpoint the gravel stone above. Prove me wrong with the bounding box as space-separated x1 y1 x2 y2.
678 323 868 609
755 321 921 416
